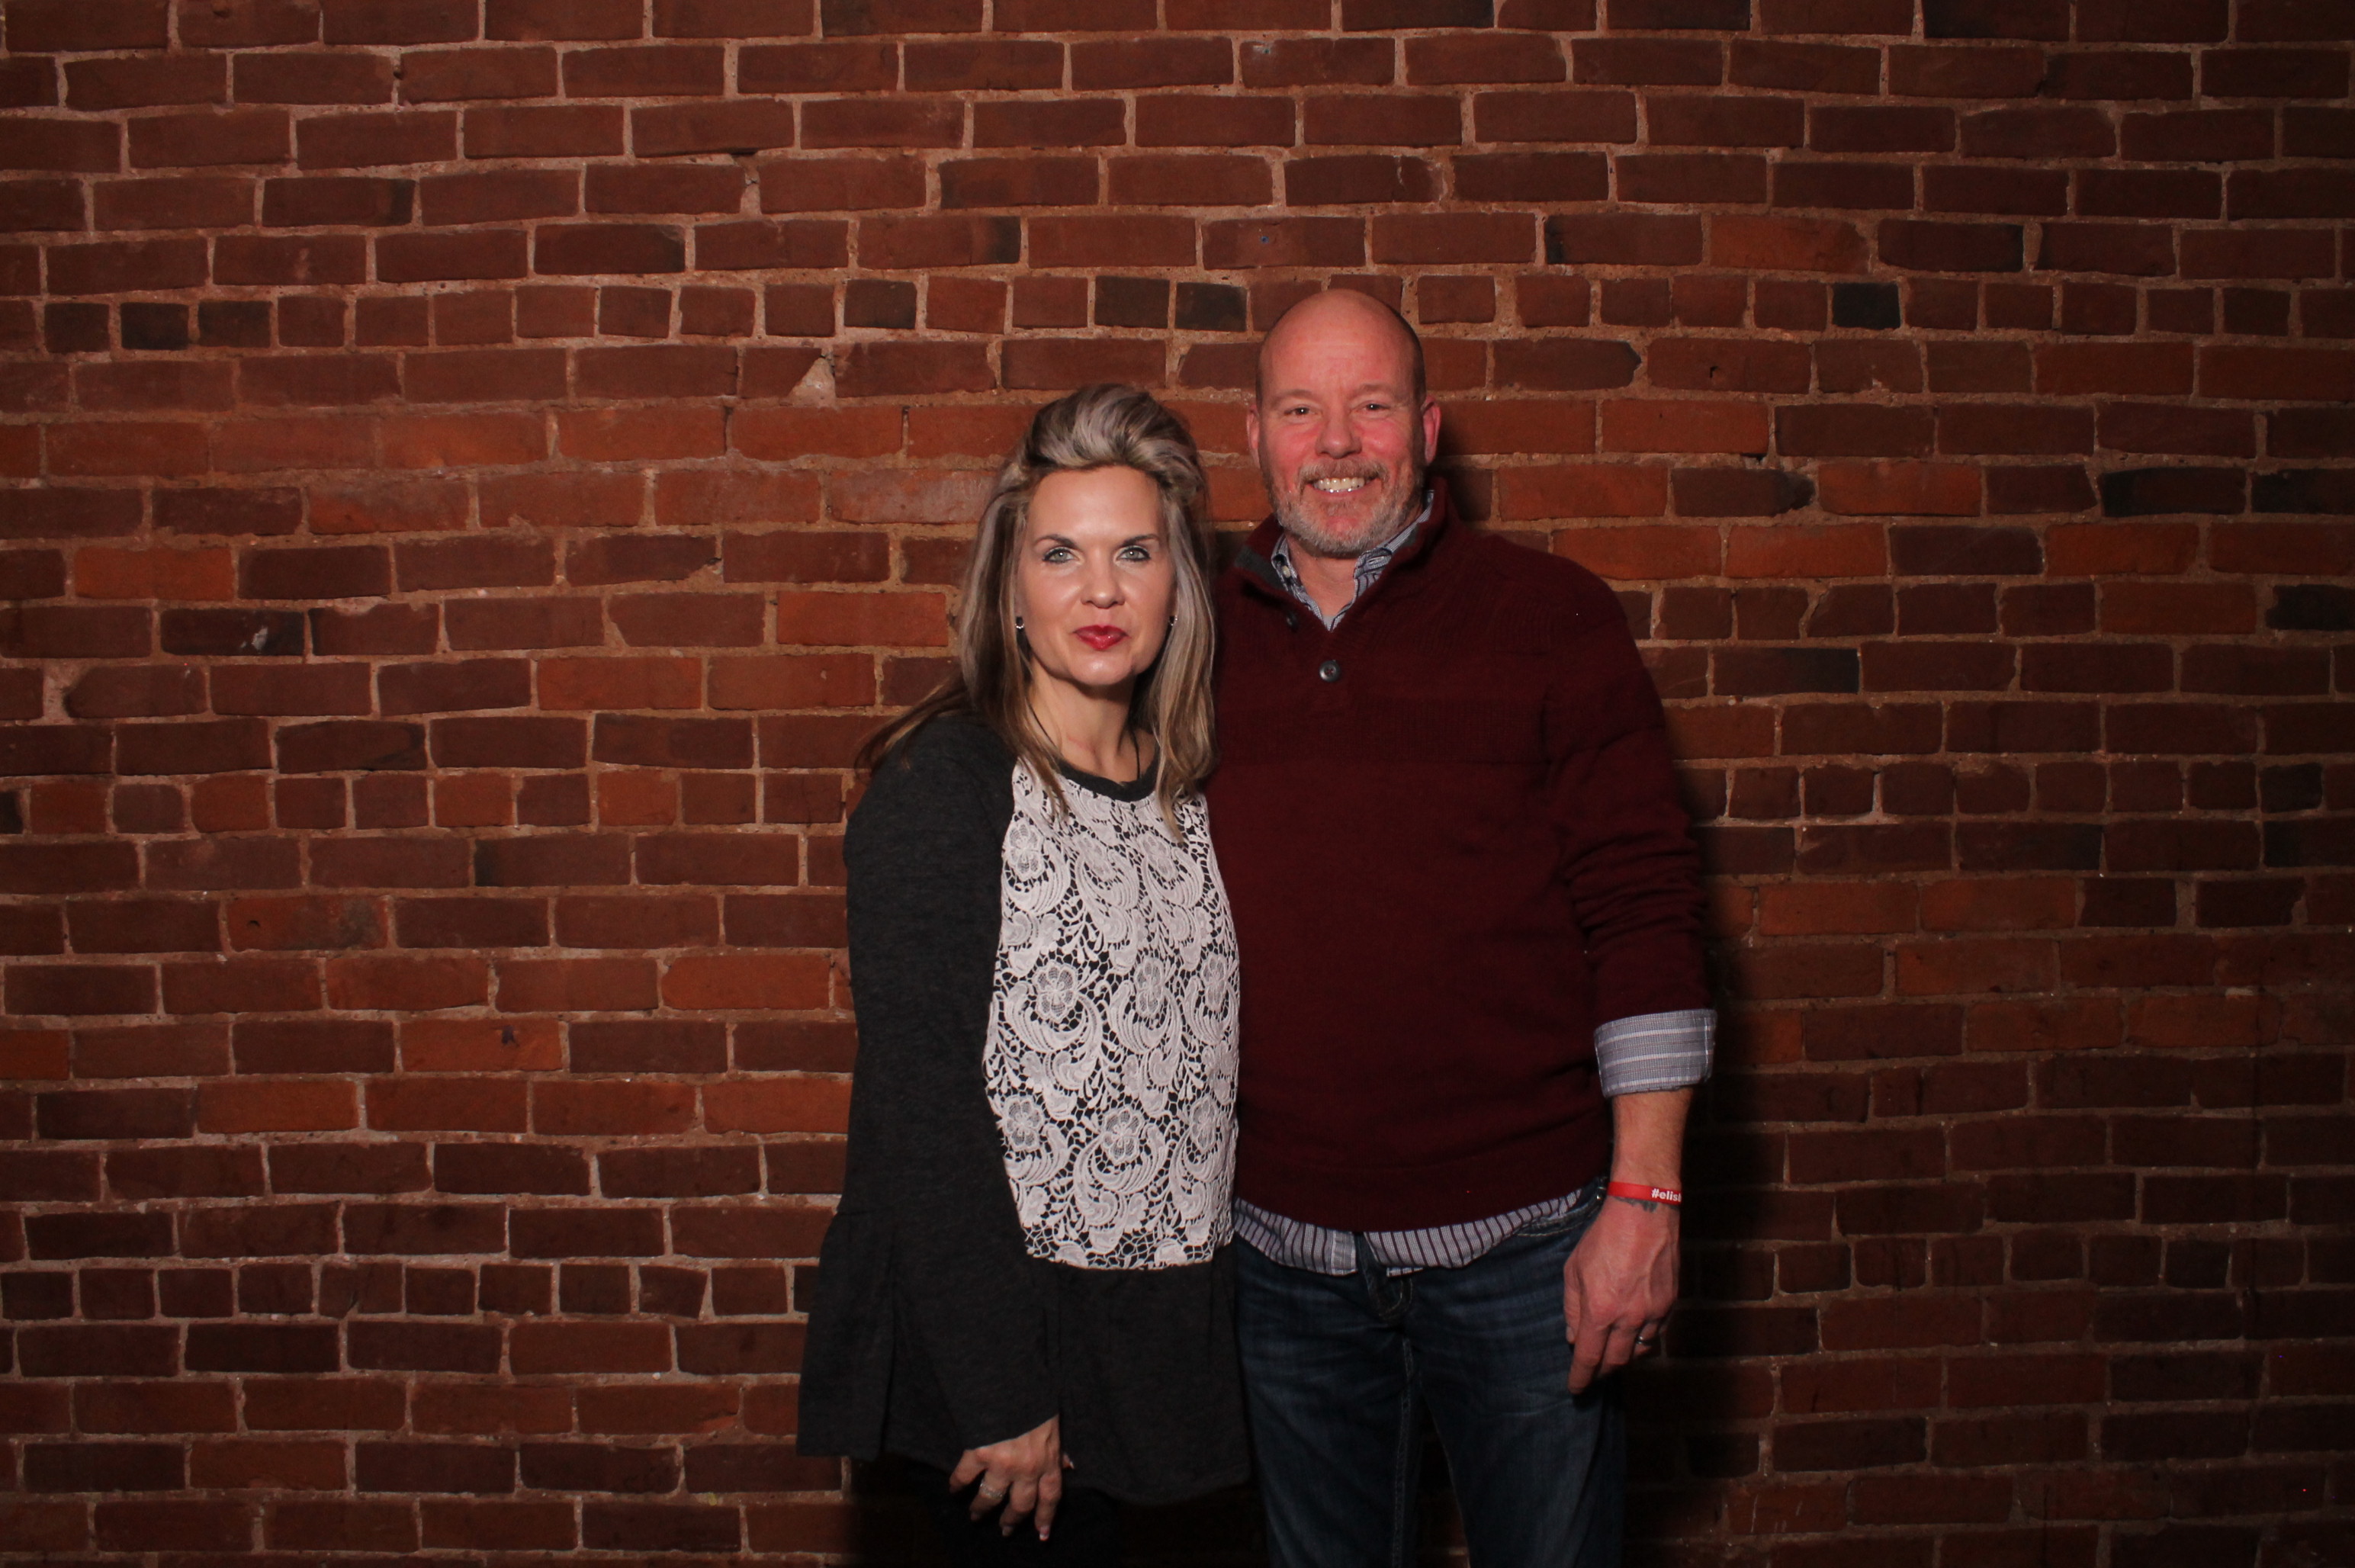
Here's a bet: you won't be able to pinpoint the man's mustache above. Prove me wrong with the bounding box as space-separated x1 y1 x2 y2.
1294 464 1384 487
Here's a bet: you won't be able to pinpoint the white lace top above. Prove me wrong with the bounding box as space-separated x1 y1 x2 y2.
984 762 1240 1271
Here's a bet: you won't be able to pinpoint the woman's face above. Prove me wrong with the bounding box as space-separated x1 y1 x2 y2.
1013 464 1176 703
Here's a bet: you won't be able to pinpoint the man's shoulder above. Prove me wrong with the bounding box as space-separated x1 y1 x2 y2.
1444 525 1631 639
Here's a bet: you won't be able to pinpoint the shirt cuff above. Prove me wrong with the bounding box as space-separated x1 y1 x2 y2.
1595 1008 1715 1097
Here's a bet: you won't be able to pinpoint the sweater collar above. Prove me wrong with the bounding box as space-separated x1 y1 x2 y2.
1234 477 1459 609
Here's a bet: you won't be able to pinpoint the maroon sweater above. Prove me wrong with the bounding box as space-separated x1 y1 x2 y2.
1207 484 1711 1232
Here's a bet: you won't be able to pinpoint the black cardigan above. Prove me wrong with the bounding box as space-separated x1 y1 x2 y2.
796 716 1247 1505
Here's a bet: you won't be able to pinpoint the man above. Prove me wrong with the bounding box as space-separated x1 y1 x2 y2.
1206 288 1713 1566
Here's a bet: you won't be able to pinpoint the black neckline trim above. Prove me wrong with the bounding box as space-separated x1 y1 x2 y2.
1055 757 1159 802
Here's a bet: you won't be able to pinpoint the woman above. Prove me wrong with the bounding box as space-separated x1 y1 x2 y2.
798 384 1245 1563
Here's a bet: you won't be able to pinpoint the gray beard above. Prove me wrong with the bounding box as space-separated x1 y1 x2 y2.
1268 467 1426 561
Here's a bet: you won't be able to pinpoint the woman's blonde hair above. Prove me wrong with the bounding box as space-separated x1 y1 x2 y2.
861 383 1217 832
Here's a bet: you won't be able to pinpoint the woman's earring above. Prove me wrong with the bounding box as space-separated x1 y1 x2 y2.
1014 615 1025 631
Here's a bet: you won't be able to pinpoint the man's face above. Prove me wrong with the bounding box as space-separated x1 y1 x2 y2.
1247 298 1442 561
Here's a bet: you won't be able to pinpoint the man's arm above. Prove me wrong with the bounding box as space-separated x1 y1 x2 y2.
1563 1086 1690 1393
1538 577 1714 1393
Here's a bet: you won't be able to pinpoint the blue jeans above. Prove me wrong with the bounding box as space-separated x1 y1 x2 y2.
1236 1184 1622 1568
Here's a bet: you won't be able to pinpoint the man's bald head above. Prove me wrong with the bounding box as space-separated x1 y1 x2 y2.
1245 288 1441 562
1254 288 1426 410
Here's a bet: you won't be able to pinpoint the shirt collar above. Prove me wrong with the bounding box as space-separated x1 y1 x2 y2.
1268 490 1434 631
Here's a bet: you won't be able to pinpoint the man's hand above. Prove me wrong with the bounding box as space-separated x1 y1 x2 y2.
1562 1193 1679 1393
949 1415 1065 1540
1563 1084 1690 1393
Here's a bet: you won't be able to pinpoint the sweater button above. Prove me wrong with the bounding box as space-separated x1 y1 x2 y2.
1318 658 1341 683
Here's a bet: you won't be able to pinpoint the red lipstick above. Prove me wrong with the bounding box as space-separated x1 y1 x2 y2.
1075 625 1126 651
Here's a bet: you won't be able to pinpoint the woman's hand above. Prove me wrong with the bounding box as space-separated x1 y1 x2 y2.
949 1415 1066 1540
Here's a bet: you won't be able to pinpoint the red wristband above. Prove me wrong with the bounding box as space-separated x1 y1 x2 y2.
1607 1181 1682 1207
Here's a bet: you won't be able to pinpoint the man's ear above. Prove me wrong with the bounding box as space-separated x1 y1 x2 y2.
1420 395 1441 460
1244 401 1263 464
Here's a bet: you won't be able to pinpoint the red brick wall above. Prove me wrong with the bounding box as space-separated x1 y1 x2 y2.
2 0 2351 1561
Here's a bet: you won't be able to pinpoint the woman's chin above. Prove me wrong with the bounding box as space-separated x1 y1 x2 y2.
1034 653 1149 701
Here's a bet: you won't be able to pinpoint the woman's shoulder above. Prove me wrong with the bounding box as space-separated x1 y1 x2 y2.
876 710 1013 779
856 713 1017 828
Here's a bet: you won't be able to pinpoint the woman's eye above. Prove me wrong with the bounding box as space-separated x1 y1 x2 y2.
1042 546 1075 563
1119 545 1154 562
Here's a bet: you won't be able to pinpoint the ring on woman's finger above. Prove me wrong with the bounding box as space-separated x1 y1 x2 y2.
977 1483 1008 1502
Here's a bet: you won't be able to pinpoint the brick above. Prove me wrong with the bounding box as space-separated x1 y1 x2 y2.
2204 45 2350 96
904 39 1062 92
89 1500 255 1552
1878 219 2023 272
801 95 962 149
534 222 686 276
1599 399 1771 456
95 175 260 235
559 406 728 463
656 953 829 1011
480 0 636 36
464 103 623 158
8 0 171 49
1536 215 1705 275
939 154 1097 209
3 117 122 174
1296 92 1463 149
230 50 389 107
0 178 82 233
631 100 798 159
400 44 560 101
674 1319 805 1376
1565 34 1723 86
491 956 654 1011
670 1202 831 1256
1068 37 1230 90
414 169 573 230
69 898 223 956
737 40 891 97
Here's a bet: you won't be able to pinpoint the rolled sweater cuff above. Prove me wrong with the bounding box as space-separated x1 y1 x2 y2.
1595 1008 1715 1097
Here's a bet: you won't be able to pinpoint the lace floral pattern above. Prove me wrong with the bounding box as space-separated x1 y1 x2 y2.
985 764 1239 1270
